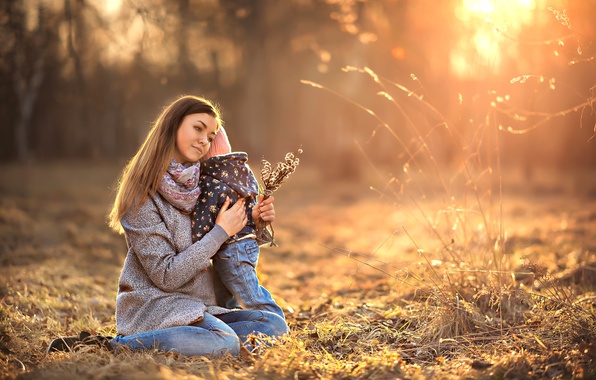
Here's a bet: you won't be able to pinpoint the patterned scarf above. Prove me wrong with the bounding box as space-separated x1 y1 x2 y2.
157 159 201 214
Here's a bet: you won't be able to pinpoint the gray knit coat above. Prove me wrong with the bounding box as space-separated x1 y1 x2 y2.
116 192 231 336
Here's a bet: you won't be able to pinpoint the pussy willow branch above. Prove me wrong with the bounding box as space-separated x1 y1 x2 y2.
260 149 302 199
257 149 302 245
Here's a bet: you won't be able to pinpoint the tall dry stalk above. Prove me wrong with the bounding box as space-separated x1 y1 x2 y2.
256 149 302 246
302 69 502 270
300 5 595 343
302 4 596 271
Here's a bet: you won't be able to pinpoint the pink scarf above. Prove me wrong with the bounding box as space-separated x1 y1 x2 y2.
157 159 201 214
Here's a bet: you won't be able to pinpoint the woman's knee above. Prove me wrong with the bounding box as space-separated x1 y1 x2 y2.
208 328 241 356
257 311 289 336
195 315 241 356
269 313 290 335
168 327 241 357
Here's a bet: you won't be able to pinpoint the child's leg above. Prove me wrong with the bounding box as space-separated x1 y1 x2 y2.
212 268 242 310
213 240 285 320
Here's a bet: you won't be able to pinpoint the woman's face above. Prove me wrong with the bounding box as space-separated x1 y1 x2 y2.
173 113 218 164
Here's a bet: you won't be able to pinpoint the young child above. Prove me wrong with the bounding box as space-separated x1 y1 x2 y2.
191 126 285 320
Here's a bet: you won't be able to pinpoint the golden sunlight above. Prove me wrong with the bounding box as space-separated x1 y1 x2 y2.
465 0 496 14
103 0 122 16
451 0 537 79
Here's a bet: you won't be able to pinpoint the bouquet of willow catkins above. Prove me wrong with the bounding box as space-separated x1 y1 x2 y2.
256 149 302 246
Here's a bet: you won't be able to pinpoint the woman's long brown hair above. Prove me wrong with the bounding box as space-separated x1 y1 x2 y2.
108 95 221 233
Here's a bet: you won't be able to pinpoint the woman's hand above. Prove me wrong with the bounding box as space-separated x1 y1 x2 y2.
215 197 247 237
252 195 275 225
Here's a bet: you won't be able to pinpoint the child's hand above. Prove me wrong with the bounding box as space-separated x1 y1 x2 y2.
215 197 247 237
252 195 275 225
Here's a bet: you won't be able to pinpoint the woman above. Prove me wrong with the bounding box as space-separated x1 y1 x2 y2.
47 95 289 357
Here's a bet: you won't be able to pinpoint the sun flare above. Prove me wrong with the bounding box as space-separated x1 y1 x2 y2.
451 0 538 79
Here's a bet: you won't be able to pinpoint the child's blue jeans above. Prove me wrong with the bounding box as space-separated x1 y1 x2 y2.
213 238 285 320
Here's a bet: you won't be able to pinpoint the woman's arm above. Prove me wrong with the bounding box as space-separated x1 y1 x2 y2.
121 196 245 292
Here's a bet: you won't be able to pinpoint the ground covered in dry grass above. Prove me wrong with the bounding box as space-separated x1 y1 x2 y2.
1 162 596 379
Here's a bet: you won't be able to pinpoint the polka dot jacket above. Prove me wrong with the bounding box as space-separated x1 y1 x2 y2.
191 152 259 243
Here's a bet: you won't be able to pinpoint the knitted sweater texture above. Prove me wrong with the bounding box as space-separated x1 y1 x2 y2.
116 192 231 336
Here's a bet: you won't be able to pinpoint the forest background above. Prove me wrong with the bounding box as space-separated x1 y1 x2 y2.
2 0 596 378
1 0 595 173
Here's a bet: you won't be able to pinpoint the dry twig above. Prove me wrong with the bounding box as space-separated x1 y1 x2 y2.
257 149 302 245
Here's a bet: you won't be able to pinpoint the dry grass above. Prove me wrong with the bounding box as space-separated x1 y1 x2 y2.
1 159 596 379
3 2 596 377
2 48 596 376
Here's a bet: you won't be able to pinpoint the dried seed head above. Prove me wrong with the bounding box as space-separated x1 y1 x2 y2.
259 148 302 199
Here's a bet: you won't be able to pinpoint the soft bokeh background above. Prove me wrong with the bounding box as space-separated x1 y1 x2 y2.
2 2 596 378
1 0 594 176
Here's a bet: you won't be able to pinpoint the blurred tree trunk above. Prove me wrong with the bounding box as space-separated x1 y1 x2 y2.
177 0 191 72
11 0 47 162
64 0 91 157
14 58 45 162
233 1 305 156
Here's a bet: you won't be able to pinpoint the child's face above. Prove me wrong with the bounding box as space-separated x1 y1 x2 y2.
174 113 218 164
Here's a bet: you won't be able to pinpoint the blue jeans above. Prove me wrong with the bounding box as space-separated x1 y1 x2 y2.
110 310 288 357
213 239 285 320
